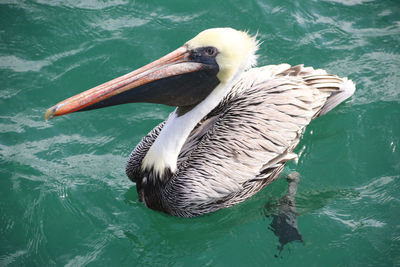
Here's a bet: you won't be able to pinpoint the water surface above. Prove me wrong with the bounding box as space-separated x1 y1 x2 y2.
1 0 399 266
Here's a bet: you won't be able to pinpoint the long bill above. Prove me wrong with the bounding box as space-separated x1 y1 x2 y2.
45 45 219 120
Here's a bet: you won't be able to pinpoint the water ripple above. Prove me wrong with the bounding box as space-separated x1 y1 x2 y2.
0 113 51 133
64 234 108 267
33 0 128 10
94 17 148 32
322 208 386 229
323 0 375 6
0 88 21 100
0 55 50 72
0 133 124 186
356 175 400 204
0 48 85 73
0 250 28 266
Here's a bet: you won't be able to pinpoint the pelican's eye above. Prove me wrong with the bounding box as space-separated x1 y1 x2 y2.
189 46 219 64
204 46 218 56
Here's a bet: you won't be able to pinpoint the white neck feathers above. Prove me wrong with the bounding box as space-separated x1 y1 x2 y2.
141 81 232 179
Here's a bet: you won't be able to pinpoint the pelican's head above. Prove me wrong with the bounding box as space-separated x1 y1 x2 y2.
45 28 258 120
187 28 258 83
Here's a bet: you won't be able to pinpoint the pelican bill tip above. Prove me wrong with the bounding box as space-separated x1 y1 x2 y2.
45 106 57 121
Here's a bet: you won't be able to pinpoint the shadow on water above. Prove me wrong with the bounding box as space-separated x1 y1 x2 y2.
263 173 361 257
264 172 304 256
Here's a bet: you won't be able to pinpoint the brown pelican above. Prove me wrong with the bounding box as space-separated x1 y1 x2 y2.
45 28 355 217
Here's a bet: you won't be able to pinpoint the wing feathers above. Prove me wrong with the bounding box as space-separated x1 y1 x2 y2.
126 64 355 215
317 78 356 116
170 64 355 207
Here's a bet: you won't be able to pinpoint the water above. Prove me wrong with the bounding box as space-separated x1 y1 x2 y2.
1 0 399 266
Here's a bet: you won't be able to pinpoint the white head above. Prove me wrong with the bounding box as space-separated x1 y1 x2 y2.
186 28 259 83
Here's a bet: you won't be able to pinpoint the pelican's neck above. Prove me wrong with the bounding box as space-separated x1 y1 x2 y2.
141 81 233 180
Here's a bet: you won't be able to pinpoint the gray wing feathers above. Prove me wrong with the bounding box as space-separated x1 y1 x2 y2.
316 78 356 116
167 64 355 211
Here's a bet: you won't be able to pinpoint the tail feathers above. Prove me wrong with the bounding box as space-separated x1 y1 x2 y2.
318 78 356 116
246 64 356 117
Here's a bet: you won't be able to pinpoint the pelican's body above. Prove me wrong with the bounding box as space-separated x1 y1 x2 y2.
46 28 355 217
126 64 354 216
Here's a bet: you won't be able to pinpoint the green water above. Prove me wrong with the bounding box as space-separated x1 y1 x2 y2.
1 0 399 266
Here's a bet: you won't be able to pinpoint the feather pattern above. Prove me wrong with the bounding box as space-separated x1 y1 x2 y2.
126 64 355 217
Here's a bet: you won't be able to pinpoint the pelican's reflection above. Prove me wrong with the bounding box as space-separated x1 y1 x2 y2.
265 172 304 253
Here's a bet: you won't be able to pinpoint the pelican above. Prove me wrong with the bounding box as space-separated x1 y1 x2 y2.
45 28 355 217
